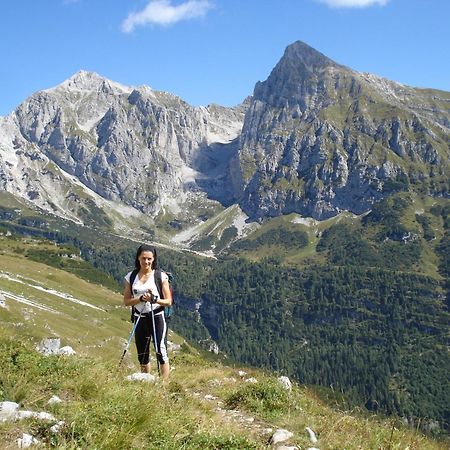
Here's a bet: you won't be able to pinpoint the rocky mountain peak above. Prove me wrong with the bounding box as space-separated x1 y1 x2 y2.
0 66 248 229
235 42 449 220
282 40 341 72
253 41 347 107
51 70 132 95
0 41 448 233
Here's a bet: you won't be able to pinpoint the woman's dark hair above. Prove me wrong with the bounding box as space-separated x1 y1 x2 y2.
134 244 158 270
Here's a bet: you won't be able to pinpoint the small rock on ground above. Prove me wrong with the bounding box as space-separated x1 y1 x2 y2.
270 429 294 445
17 433 39 448
126 372 156 382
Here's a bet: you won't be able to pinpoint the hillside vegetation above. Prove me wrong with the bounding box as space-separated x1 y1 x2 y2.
2 333 449 450
198 193 450 428
1 192 449 436
0 234 448 449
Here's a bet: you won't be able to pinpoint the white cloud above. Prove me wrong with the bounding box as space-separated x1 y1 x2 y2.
122 0 212 32
316 0 389 7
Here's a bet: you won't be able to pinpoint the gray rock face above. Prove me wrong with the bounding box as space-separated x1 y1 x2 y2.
231 41 450 220
0 70 246 224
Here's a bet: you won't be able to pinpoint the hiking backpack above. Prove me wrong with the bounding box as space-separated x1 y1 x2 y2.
129 268 174 322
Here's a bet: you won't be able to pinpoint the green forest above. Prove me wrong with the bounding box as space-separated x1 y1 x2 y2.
201 259 449 424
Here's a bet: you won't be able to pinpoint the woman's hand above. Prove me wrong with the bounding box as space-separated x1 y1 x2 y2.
140 292 159 304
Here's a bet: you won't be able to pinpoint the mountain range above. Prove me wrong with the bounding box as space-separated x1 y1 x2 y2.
0 41 448 252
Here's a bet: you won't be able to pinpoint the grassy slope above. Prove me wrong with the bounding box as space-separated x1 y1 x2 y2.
0 241 126 362
2 339 448 450
229 193 448 277
0 237 448 449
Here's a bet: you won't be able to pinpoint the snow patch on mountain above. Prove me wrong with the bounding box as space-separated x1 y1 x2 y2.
0 272 104 311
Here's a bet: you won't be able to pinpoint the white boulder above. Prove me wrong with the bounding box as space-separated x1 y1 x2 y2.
15 410 56 421
0 401 19 422
17 433 39 448
278 375 292 390
50 420 66 434
58 346 76 355
126 372 156 382
270 429 294 445
37 338 61 355
223 377 237 383
48 395 62 405
306 426 318 443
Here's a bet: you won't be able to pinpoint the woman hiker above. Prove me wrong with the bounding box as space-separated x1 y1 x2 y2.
123 244 172 379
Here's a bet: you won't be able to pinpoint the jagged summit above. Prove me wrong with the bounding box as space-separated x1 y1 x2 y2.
67 69 105 84
236 41 449 220
282 40 341 71
253 41 348 106
49 70 133 95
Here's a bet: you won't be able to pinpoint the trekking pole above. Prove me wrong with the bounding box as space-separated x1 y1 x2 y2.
118 309 143 368
150 302 161 376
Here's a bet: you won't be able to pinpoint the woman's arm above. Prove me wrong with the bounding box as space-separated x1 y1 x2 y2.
123 282 143 307
155 279 172 307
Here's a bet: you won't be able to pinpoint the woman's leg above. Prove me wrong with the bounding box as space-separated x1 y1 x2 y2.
134 317 151 371
160 362 170 379
153 312 170 378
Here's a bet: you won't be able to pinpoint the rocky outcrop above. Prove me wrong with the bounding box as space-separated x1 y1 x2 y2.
231 41 450 219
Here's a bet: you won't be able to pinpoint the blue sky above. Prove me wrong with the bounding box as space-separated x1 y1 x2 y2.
1 0 449 116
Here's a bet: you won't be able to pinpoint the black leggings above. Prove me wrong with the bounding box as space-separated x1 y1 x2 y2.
134 311 168 365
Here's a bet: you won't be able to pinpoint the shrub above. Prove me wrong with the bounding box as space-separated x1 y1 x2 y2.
225 378 290 419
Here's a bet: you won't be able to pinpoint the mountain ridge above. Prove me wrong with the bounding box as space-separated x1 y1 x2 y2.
0 40 449 250
0 69 248 242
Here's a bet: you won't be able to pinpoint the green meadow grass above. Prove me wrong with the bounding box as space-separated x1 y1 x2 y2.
2 336 447 449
